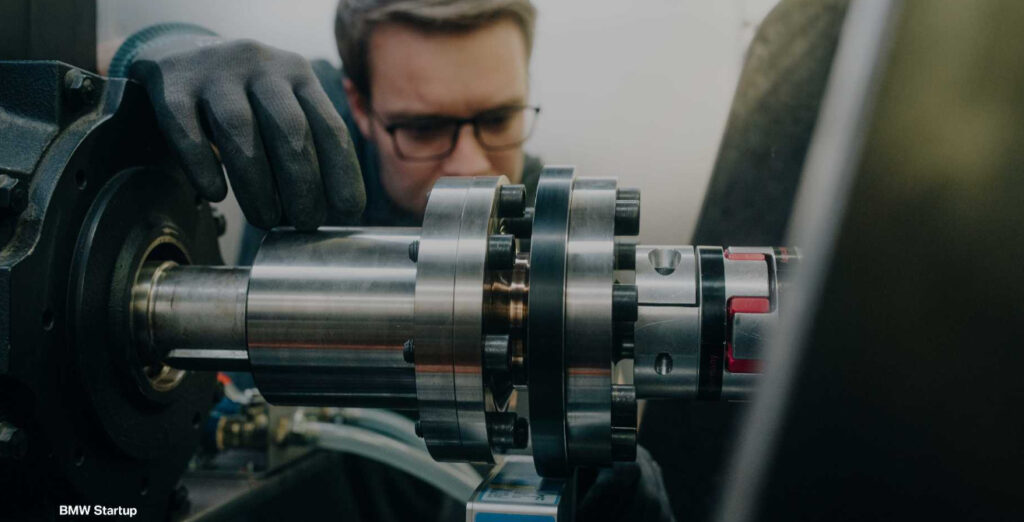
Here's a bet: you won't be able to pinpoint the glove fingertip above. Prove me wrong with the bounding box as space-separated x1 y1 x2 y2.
246 207 281 231
182 163 228 203
291 195 327 232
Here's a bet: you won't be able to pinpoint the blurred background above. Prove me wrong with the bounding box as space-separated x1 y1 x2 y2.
95 0 781 259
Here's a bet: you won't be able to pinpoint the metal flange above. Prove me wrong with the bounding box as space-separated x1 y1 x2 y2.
414 176 509 462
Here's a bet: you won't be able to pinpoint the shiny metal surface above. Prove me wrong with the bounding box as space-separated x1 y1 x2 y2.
415 176 507 462
730 312 774 362
634 304 702 398
724 256 771 299
247 228 420 409
132 263 249 365
115 166 788 474
722 310 775 400
635 246 697 305
165 348 250 371
563 176 617 465
452 176 506 461
633 245 701 398
415 180 465 458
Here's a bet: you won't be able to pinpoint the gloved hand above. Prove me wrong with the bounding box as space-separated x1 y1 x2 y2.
125 32 364 230
577 446 677 522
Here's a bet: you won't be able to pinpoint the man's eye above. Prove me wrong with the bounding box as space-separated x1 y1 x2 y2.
399 123 451 143
478 114 514 133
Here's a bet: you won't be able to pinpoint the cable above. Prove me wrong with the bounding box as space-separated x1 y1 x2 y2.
292 420 483 502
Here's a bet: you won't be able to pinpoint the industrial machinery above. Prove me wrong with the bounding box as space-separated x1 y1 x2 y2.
0 61 790 519
4 2 1024 521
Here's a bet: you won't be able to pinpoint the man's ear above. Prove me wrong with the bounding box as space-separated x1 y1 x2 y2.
343 78 373 140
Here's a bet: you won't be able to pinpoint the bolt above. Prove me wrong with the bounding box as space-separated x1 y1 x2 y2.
614 188 641 236
612 284 639 322
485 412 525 450
0 175 27 215
615 242 637 270
487 235 516 270
64 69 98 106
403 339 415 364
483 334 511 373
498 184 527 218
0 422 28 460
408 240 419 262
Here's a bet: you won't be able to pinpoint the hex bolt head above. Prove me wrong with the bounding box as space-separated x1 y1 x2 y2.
64 69 98 106
487 235 516 270
612 284 639 322
617 187 641 202
615 242 637 270
614 190 641 236
408 240 419 262
486 412 525 450
483 334 512 373
498 184 527 218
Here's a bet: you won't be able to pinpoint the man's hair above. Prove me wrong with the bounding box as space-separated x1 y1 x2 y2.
335 0 537 97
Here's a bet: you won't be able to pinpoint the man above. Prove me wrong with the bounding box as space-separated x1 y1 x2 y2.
110 0 542 231
111 1 673 520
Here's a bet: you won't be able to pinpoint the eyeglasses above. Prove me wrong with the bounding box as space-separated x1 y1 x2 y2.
371 105 541 161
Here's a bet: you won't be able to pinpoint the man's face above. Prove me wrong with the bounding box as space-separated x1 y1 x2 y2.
346 19 529 217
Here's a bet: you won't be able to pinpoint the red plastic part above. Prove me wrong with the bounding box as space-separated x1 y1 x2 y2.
726 297 771 373
728 297 771 314
724 250 766 261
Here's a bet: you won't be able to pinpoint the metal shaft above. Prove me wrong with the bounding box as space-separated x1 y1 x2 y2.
132 264 249 369
134 228 422 410
247 228 420 409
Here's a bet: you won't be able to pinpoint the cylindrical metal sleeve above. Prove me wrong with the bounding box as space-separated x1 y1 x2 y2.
247 227 420 409
132 264 249 365
563 176 617 467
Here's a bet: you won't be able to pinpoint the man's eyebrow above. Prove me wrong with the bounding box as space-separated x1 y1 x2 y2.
381 98 528 122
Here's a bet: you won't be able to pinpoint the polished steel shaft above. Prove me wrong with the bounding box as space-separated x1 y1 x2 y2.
134 228 422 409
248 228 420 409
132 264 249 369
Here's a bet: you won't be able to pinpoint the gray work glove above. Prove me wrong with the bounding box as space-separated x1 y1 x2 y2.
577 446 677 522
122 29 364 230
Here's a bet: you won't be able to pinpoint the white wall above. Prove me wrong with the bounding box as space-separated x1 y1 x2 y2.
98 0 778 254
529 0 778 242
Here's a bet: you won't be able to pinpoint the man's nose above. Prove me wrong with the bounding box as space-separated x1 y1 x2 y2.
442 124 493 177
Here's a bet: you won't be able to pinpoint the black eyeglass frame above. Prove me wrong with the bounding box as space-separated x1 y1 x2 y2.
371 105 542 162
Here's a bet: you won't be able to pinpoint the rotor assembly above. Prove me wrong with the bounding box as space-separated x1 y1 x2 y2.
129 170 793 476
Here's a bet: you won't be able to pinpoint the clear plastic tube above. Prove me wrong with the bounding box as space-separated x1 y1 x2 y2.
293 420 483 502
